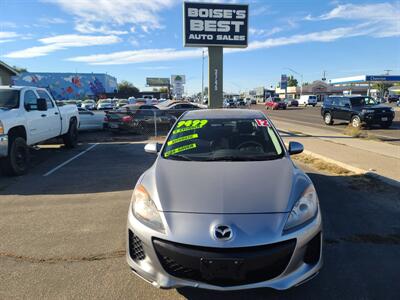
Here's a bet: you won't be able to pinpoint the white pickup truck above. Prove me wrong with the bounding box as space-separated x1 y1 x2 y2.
0 86 79 175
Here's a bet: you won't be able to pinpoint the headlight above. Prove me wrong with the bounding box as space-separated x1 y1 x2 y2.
362 109 374 114
131 185 164 232
0 121 4 135
284 185 319 231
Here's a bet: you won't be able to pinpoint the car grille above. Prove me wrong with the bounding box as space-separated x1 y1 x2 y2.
128 230 145 261
153 238 296 287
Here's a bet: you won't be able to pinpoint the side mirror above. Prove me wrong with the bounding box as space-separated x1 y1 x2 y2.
288 141 304 155
37 98 48 111
144 143 161 154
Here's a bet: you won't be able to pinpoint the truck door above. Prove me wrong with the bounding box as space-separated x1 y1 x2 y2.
37 90 60 138
23 90 47 144
336 98 352 120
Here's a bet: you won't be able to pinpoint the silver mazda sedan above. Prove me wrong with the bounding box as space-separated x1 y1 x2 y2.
126 109 322 291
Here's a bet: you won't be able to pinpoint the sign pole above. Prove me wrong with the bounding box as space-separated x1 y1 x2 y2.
208 47 223 108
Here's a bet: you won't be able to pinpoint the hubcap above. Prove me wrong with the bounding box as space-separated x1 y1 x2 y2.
352 118 359 127
325 114 331 123
15 146 27 169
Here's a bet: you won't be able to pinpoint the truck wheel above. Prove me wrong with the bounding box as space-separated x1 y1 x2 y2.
1 137 30 176
324 113 334 125
351 116 362 128
63 119 78 148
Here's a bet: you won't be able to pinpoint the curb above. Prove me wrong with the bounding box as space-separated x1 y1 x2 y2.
301 149 400 189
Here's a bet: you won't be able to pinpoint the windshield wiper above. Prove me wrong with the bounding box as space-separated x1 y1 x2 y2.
165 154 193 161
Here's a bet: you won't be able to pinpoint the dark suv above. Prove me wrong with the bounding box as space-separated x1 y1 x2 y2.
321 96 395 128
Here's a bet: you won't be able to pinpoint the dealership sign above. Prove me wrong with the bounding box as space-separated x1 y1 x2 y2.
146 77 170 87
183 2 249 48
281 74 288 89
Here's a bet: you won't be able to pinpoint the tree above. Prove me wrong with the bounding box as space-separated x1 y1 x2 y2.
372 82 391 96
117 80 139 98
288 75 298 87
13 65 28 73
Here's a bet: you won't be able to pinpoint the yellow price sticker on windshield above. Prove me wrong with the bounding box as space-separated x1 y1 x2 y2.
167 134 199 146
164 143 197 157
177 119 208 128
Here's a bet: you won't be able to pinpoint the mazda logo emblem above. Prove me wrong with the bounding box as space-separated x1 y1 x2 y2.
213 225 233 241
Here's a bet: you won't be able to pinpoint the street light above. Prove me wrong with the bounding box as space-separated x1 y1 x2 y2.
201 49 205 103
286 67 304 96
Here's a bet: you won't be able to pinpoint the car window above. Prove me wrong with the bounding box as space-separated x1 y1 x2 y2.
137 109 154 116
37 90 54 108
24 90 38 110
350 97 377 106
162 118 284 161
338 98 350 107
0 90 20 109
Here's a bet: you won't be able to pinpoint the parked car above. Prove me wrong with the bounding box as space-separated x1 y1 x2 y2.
223 99 236 108
116 99 129 109
0 86 79 175
321 96 395 128
127 109 322 290
158 101 201 118
236 99 246 107
388 95 399 103
105 104 176 134
97 99 114 110
265 97 287 110
285 99 299 107
78 108 104 131
81 99 96 110
298 95 317 107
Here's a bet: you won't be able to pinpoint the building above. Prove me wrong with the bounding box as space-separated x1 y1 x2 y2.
12 72 118 100
0 60 18 85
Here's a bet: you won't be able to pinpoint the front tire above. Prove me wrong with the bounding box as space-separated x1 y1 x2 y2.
351 115 362 128
63 119 78 148
324 113 333 125
1 137 30 176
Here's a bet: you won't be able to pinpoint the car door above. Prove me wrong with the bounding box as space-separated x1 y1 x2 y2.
336 98 351 120
330 97 341 119
23 90 48 144
37 90 60 138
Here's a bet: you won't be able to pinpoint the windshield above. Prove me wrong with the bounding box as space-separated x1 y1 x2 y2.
0 90 20 109
162 118 284 161
350 97 378 106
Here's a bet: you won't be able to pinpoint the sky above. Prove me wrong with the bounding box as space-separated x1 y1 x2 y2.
1 0 399 94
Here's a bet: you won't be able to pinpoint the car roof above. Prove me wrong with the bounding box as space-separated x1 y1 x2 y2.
182 109 266 120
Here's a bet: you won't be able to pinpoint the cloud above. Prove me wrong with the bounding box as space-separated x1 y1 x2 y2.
305 2 400 37
38 17 67 24
68 48 203 65
249 27 283 37
0 31 19 43
45 0 180 34
75 22 128 35
4 34 121 58
0 22 17 28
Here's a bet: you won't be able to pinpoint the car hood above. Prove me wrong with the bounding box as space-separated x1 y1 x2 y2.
142 157 310 214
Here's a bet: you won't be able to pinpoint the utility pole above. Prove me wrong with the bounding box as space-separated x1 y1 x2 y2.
201 49 205 103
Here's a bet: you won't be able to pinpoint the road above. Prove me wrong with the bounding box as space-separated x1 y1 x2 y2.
1 132 399 299
256 104 400 144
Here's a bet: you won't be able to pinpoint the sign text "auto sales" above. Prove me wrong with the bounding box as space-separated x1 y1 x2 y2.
184 2 248 48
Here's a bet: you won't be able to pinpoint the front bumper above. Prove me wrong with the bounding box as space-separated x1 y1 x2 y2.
361 112 394 124
126 207 323 291
0 134 8 157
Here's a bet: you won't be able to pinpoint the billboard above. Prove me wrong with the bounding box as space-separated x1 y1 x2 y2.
146 77 170 87
12 72 117 100
171 75 185 100
183 2 249 48
171 75 186 84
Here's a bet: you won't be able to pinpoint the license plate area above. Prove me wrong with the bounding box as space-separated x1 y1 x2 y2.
109 123 119 129
200 258 244 281
381 117 388 121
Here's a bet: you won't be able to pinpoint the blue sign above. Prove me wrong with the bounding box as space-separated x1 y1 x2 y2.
281 74 288 89
183 2 249 48
365 75 400 82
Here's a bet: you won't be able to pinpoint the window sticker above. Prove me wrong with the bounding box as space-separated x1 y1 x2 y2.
164 143 197 157
173 125 203 135
167 134 199 146
255 119 270 127
177 119 208 128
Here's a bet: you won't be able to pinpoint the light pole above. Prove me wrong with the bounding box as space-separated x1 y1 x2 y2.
286 68 303 97
201 49 205 103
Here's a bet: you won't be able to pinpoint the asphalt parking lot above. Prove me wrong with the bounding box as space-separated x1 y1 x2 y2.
1 132 399 299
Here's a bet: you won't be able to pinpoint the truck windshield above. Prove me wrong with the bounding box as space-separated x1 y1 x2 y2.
0 90 20 109
350 97 377 106
162 118 284 161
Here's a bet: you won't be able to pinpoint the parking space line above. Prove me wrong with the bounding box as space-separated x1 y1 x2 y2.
43 143 99 177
